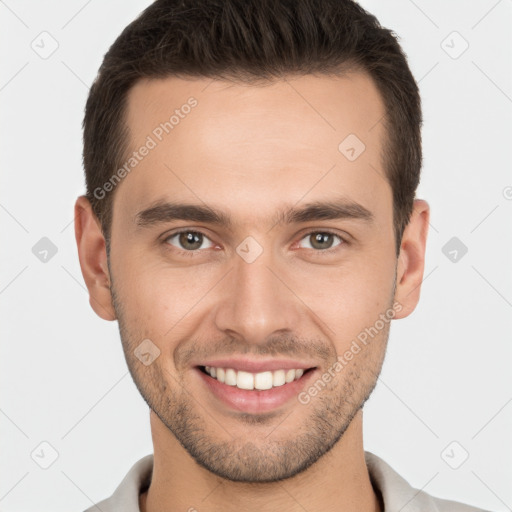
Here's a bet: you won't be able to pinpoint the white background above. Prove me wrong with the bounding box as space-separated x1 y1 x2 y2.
1 1 511 510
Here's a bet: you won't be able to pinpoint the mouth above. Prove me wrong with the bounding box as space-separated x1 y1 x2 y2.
198 365 314 390
195 363 318 414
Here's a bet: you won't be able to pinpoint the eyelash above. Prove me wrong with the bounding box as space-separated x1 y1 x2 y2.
162 229 348 258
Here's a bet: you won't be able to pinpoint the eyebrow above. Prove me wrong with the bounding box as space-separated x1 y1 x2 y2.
134 198 374 229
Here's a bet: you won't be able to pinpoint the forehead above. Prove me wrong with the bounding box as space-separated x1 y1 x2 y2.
116 72 390 228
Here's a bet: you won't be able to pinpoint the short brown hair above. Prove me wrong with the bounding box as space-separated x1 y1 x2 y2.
83 0 422 256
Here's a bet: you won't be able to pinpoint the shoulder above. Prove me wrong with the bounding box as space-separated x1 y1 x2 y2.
365 451 492 512
83 454 154 512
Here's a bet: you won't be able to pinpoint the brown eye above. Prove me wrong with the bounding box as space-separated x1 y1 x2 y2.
298 232 343 251
165 230 214 251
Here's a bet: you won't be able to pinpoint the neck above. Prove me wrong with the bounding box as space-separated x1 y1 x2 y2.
140 409 382 512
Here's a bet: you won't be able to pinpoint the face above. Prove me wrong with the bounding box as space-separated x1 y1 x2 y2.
77 72 428 483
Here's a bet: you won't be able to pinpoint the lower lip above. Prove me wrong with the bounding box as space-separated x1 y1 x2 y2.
195 367 317 414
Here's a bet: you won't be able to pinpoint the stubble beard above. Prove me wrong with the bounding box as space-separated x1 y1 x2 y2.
109 272 393 483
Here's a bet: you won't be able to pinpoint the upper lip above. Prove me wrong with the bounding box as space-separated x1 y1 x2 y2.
196 358 317 373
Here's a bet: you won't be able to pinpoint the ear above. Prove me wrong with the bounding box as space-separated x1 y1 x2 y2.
74 195 116 321
393 199 430 319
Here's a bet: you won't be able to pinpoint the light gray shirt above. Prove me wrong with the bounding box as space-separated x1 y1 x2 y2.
83 451 490 511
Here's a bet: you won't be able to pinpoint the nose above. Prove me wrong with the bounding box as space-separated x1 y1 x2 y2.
213 244 302 346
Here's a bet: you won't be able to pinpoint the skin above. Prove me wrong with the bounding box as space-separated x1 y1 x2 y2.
75 72 429 512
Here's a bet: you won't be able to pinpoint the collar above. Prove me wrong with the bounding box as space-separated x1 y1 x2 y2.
86 451 485 512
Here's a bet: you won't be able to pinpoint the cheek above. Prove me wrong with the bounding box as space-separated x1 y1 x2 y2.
115 259 215 334
290 255 395 344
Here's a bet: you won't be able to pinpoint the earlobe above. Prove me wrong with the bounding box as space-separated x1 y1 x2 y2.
393 199 430 320
74 195 117 321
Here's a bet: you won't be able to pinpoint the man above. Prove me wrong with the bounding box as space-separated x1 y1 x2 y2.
74 0 489 510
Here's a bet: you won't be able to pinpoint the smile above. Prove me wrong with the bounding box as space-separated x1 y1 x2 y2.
201 366 308 390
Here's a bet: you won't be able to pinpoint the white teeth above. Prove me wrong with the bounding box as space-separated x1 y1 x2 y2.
225 368 237 386
254 371 273 390
203 366 309 390
237 371 254 390
272 369 286 387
